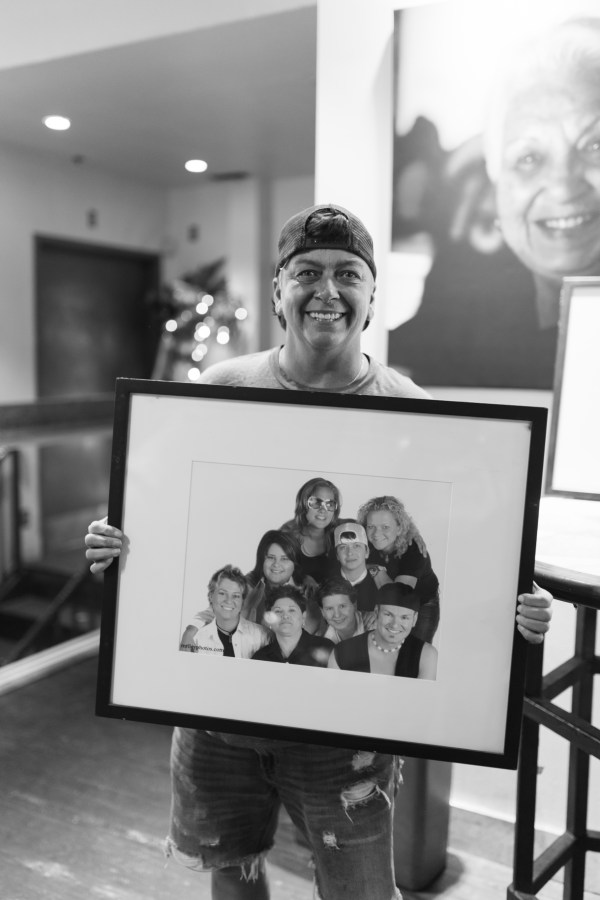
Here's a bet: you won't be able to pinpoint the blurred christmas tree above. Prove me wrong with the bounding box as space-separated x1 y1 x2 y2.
147 258 249 382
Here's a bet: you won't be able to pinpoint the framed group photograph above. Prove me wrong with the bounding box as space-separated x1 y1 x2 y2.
96 378 547 768
545 277 600 501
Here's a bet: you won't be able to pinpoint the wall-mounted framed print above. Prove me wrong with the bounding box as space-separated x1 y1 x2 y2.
96 379 547 768
386 3 600 389
546 277 600 501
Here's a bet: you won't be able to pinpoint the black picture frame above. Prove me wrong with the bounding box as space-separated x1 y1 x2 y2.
545 277 600 502
96 378 547 768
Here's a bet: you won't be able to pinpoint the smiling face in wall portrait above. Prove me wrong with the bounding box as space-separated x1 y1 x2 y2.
495 72 600 287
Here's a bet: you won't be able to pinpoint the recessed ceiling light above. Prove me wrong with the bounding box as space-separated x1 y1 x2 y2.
185 159 208 173
43 115 71 131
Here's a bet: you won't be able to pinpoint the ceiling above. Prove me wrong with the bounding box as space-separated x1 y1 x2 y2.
0 6 317 189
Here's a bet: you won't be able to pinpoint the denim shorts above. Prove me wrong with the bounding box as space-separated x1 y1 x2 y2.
167 728 402 900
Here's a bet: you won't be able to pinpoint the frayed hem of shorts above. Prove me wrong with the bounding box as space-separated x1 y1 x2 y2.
164 836 266 880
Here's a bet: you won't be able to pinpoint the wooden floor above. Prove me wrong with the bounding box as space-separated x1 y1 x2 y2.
0 656 598 900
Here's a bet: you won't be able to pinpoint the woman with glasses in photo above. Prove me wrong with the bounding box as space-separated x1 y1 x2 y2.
243 529 323 633
280 477 341 585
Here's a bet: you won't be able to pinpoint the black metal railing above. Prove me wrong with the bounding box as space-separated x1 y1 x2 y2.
508 566 600 900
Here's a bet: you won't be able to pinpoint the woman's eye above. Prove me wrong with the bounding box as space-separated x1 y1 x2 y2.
582 138 600 158
513 151 541 172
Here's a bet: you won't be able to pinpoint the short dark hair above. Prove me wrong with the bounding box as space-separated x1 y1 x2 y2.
210 564 248 599
316 577 357 608
264 583 307 613
248 529 306 587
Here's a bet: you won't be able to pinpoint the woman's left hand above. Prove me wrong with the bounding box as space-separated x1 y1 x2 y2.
516 583 553 644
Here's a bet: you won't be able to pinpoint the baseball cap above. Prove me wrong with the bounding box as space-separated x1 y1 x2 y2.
276 204 376 277
377 582 421 612
334 522 368 547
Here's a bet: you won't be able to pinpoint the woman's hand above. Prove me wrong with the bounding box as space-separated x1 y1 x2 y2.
84 516 123 574
516 583 553 644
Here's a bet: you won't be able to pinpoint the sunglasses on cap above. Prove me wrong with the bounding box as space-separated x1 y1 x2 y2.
307 496 337 512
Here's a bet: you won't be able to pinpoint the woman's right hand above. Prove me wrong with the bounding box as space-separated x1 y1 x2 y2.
84 516 123 574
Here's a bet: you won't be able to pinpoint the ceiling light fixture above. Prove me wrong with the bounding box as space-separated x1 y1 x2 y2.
185 159 208 173
43 115 71 131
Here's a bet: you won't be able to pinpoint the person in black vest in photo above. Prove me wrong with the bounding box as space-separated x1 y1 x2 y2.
329 582 437 680
251 584 334 667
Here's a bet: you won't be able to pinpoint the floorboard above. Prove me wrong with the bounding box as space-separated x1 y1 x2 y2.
1 657 598 900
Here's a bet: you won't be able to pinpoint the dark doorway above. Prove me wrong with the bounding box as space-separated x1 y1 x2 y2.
36 237 160 397
35 237 160 563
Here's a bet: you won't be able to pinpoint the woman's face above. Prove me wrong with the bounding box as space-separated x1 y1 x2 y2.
321 593 356 634
304 485 337 530
496 75 600 283
263 543 295 586
365 510 401 554
267 596 305 640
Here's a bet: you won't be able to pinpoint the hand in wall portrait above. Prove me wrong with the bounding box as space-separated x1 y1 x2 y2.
388 13 600 389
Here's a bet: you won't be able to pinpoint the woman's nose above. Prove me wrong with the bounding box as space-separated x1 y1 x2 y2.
546 149 589 201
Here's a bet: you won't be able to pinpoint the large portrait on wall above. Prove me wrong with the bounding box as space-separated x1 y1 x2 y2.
387 1 600 389
96 378 547 768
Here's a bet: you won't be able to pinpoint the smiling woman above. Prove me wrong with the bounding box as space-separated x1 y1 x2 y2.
486 17 600 329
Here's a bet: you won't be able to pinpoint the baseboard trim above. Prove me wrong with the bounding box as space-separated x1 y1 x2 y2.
0 629 99 696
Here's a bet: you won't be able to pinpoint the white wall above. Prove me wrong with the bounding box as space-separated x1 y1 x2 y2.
164 178 262 353
0 142 166 404
315 0 599 837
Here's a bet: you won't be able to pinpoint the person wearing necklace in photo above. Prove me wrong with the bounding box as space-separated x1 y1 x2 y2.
328 582 437 680
179 565 271 659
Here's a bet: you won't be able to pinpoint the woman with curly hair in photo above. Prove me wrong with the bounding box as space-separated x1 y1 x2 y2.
357 495 440 642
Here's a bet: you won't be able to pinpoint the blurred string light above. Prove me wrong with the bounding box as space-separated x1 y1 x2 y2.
147 259 249 382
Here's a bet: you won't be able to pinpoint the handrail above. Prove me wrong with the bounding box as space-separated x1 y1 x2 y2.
1 566 92 666
0 395 114 446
